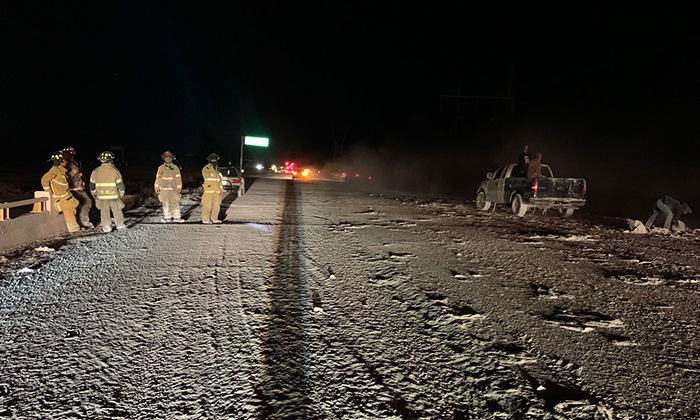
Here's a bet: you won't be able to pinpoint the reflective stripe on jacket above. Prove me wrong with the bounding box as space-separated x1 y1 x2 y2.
90 163 125 200
155 164 182 191
41 165 71 200
202 164 223 193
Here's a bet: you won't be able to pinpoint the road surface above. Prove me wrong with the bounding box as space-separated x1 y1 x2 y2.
1 178 699 419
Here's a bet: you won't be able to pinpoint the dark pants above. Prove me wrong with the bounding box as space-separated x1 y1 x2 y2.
72 189 92 224
645 199 674 230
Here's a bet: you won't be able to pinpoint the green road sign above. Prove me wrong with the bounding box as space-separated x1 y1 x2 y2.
244 136 269 147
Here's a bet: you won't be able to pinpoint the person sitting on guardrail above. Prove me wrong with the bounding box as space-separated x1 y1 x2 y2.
62 147 93 228
201 153 224 224
90 151 126 233
526 152 543 179
154 150 184 223
644 195 692 232
41 151 81 233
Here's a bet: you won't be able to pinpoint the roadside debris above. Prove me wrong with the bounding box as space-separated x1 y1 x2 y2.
676 220 689 233
626 220 648 234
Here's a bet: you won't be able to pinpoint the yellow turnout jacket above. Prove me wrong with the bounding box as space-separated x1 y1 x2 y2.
202 164 223 194
41 165 71 200
90 163 125 200
155 163 182 192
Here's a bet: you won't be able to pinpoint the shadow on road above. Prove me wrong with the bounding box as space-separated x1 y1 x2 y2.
217 191 239 221
245 176 257 192
255 180 311 417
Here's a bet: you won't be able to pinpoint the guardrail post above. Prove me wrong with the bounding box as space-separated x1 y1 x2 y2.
33 191 51 213
0 208 8 221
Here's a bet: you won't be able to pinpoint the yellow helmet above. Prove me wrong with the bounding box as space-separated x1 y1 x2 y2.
161 150 175 160
48 151 66 163
98 151 115 163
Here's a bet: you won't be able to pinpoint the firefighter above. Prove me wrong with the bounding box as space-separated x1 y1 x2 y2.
41 151 80 233
201 153 224 224
62 147 94 228
90 151 126 233
154 150 184 223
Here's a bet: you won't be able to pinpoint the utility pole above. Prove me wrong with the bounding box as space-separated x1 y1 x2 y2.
239 136 244 171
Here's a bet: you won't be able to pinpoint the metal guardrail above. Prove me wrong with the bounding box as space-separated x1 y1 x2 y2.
0 194 50 222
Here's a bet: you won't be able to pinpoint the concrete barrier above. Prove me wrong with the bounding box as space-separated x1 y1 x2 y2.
0 192 147 255
0 210 68 254
1 191 70 254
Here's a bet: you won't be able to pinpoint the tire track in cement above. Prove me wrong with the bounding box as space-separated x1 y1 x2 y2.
256 181 312 418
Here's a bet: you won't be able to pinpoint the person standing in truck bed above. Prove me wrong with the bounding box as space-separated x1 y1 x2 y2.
517 144 532 177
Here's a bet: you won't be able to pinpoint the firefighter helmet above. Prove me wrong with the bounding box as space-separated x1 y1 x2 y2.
48 151 66 163
62 147 76 162
161 150 175 160
98 151 115 163
207 153 220 161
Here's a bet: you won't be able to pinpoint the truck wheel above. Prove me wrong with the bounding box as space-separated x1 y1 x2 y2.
511 194 529 217
475 191 491 211
560 208 575 218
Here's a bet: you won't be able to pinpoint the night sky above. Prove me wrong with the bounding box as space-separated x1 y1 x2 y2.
2 3 699 222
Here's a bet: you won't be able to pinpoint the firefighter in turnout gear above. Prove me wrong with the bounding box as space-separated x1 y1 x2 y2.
90 151 126 233
62 147 93 228
201 153 224 224
154 151 184 223
41 151 81 233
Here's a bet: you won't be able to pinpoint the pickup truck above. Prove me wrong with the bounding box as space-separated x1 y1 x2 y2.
475 163 586 217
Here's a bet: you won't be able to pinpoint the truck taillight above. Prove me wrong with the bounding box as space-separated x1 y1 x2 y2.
233 179 240 184
531 180 538 196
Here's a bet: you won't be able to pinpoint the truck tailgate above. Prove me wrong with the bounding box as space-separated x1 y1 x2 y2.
535 178 586 199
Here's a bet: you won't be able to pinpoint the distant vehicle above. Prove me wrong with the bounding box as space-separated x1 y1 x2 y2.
218 166 245 197
282 161 297 175
292 167 323 181
475 163 586 217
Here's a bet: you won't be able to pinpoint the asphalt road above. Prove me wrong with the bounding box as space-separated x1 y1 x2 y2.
1 178 699 419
